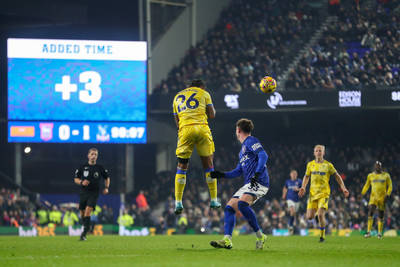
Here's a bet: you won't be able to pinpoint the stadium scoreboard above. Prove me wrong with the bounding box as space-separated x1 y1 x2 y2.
7 38 147 143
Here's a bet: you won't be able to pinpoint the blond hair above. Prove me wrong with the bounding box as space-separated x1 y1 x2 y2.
314 144 325 151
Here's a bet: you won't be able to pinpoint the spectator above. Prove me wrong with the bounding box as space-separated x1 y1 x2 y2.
136 190 149 212
117 210 134 227
63 208 79 227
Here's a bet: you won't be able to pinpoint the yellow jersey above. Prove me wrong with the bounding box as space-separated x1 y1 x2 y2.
305 160 337 201
361 172 392 201
172 87 213 129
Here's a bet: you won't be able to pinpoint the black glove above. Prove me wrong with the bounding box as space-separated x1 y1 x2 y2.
210 170 225 179
250 172 261 189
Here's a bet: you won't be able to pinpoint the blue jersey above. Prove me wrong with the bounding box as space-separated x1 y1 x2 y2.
225 136 270 187
285 179 302 202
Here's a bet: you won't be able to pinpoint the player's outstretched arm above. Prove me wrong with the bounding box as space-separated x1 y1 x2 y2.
210 170 225 179
361 174 371 196
386 174 393 197
282 186 287 200
211 163 243 179
103 177 110 194
334 172 349 197
298 175 309 198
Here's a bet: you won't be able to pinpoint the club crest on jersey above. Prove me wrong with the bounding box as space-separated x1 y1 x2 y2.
241 146 246 154
83 170 89 177
94 172 99 179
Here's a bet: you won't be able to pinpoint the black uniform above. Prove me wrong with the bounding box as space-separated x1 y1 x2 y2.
75 164 109 210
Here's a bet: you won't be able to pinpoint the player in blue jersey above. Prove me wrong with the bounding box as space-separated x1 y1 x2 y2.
209 118 269 250
282 169 302 235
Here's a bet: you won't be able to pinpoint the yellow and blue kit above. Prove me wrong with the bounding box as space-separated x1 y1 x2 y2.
305 160 337 210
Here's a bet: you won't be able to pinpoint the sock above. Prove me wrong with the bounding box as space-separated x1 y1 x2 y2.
378 219 383 234
289 216 294 227
224 235 232 240
320 227 325 239
205 168 217 200
367 216 373 233
175 169 187 202
238 201 260 233
255 230 263 239
224 205 235 236
83 216 91 235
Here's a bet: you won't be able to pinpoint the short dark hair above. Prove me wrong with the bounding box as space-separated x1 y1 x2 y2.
189 79 205 88
236 118 254 134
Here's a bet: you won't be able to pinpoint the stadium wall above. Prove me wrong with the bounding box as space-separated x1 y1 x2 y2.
1 226 399 237
151 0 231 93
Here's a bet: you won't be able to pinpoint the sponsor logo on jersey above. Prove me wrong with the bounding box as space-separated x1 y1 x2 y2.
251 143 262 151
311 171 326 176
372 179 385 183
240 154 249 166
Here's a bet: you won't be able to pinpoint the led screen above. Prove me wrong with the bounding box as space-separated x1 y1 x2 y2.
7 38 147 143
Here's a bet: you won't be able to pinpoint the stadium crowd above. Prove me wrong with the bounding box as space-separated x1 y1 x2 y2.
152 0 322 94
1 139 398 235
286 0 400 90
152 0 399 94
0 188 114 227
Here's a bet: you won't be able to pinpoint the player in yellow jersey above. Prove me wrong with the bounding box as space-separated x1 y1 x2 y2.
298 145 349 242
172 79 220 214
361 161 392 239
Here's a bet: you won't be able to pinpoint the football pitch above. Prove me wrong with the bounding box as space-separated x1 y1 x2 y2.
1 235 399 267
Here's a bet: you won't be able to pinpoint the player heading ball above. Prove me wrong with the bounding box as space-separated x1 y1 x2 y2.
172 80 221 214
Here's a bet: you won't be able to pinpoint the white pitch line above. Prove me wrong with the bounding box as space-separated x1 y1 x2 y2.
2 254 147 260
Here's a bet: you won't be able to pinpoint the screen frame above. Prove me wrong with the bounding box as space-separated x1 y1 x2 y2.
6 37 148 144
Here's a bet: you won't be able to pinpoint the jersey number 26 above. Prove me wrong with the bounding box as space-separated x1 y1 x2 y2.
176 93 199 113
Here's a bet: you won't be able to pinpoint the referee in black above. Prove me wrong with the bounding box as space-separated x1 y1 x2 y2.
74 148 110 241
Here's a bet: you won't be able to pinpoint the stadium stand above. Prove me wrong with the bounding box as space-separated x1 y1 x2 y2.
286 1 400 90
151 0 323 94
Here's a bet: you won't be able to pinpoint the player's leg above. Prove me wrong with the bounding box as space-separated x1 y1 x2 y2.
200 155 220 209
237 193 267 249
81 206 93 239
174 159 189 214
287 200 295 233
197 126 219 208
81 195 96 240
174 127 194 214
210 198 238 249
306 198 317 227
317 198 328 242
289 206 295 234
365 204 376 238
377 201 385 239
317 208 326 242
79 194 88 240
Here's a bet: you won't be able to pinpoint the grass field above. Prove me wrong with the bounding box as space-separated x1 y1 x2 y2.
1 235 399 266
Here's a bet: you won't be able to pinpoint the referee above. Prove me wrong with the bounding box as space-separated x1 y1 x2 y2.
74 148 110 241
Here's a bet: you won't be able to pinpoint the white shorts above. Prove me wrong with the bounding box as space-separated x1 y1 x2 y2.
232 182 269 204
287 200 300 212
